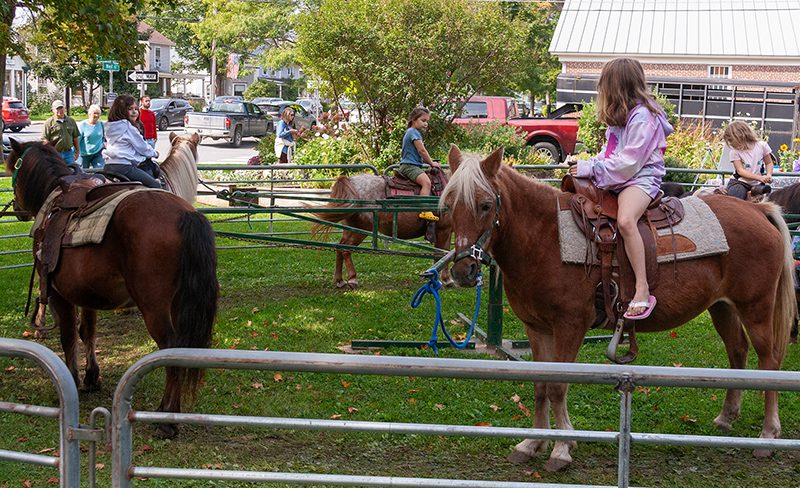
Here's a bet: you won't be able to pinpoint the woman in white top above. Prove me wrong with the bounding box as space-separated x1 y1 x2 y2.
103 94 161 188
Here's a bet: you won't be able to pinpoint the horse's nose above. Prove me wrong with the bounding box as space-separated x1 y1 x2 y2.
452 259 479 287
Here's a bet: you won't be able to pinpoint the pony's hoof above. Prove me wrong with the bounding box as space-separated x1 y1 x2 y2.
753 448 773 458
80 381 101 393
154 423 178 439
335 280 348 289
33 329 48 340
346 279 359 289
507 449 534 464
544 455 572 472
712 416 733 432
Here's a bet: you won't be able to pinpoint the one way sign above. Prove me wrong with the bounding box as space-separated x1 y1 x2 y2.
126 70 159 84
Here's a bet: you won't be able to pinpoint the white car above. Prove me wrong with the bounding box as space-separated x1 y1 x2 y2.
296 98 322 115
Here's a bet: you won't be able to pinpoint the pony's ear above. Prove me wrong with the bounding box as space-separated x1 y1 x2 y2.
190 132 200 145
9 138 23 155
448 144 462 172
480 147 504 178
169 131 177 143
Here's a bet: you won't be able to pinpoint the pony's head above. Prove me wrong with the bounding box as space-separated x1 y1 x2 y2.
168 131 200 161
440 144 505 287
5 139 70 220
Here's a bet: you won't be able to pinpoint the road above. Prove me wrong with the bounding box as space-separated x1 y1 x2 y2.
6 121 260 166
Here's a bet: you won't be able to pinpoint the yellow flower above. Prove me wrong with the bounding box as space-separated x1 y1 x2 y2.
780 144 789 151
794 138 800 143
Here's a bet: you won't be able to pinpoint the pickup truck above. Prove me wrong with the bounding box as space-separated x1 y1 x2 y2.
184 100 271 147
453 96 580 162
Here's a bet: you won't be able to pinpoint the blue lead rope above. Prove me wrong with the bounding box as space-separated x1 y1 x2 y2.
411 269 482 353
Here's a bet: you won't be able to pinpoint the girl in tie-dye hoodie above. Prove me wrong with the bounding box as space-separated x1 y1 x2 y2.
568 58 673 320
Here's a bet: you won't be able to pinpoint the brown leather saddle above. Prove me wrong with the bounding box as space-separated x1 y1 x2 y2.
559 175 685 363
383 169 448 197
30 177 142 329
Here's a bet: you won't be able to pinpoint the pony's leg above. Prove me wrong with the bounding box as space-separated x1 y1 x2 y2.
334 249 346 288
78 308 100 391
337 230 366 289
737 299 783 457
50 294 80 387
708 301 748 431
509 329 552 464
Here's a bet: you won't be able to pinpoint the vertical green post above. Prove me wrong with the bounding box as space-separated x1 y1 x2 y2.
486 264 503 346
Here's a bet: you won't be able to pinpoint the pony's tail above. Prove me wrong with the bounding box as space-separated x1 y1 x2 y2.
311 176 357 239
172 211 218 401
761 202 796 365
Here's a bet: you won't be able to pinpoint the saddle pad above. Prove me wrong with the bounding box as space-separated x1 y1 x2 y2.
558 196 729 265
62 188 152 247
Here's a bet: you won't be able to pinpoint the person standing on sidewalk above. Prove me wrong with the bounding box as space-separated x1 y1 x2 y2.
139 95 157 149
42 100 80 166
78 104 105 169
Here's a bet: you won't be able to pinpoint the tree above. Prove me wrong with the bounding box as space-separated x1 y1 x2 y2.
294 0 527 129
502 2 562 106
0 0 174 107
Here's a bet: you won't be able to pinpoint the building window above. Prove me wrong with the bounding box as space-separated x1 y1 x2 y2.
154 47 162 69
708 65 731 79
287 67 293 77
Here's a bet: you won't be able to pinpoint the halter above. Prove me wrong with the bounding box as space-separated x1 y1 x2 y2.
453 191 501 266
11 146 33 189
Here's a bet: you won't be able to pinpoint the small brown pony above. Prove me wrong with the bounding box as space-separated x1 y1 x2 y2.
6 139 218 438
313 173 452 288
441 145 795 471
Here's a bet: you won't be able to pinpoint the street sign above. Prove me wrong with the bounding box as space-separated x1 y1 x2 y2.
125 70 159 84
102 61 119 72
106 92 117 103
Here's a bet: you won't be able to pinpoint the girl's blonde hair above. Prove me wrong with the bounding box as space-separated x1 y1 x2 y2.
407 106 430 127
723 121 759 151
597 58 659 127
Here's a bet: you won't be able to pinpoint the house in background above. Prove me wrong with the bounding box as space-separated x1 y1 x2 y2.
550 0 800 148
221 51 304 98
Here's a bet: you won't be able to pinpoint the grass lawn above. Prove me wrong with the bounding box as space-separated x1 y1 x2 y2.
1 181 799 487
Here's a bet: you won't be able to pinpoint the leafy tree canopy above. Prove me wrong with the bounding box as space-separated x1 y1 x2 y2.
294 0 527 128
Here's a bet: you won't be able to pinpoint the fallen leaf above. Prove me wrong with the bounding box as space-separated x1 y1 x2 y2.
246 320 252 327
330 414 343 419
673 363 683 368
95 463 105 470
489 404 500 412
270 333 279 339
22 330 32 337
407 389 418 393
251 307 259 313
249 346 258 350
434 404 445 409
711 393 717 401
517 402 531 417
347 407 359 413
250 332 258 337
251 382 263 389
273 373 283 382
201 463 224 469
408 398 417 405
511 415 522 421
511 394 521 403
4 365 15 372
340 379 352 388
669 330 678 339
46 477 59 485
38 448 55 454
22 480 31 487
679 414 697 423
473 422 492 427
16 437 29 442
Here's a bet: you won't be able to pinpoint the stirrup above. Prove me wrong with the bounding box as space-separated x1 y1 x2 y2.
419 211 439 222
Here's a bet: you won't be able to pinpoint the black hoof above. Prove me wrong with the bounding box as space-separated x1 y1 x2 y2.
154 423 179 439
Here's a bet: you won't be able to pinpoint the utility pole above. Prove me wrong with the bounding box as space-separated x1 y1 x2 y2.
210 37 216 101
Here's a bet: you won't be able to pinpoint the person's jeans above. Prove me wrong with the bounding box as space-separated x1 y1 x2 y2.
81 151 104 169
145 138 156 149
103 163 161 189
59 149 75 165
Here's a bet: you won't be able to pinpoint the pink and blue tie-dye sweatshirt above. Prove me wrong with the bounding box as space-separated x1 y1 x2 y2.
576 103 673 199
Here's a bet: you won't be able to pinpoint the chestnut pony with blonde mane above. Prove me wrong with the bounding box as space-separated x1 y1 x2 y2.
6 139 217 438
441 145 795 471
160 132 200 204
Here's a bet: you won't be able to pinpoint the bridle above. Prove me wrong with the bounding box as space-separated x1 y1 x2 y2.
2 146 33 217
453 191 501 266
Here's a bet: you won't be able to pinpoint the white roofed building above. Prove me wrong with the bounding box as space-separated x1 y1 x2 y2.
550 0 800 83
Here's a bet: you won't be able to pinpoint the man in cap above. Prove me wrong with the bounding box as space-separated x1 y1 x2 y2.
42 100 81 166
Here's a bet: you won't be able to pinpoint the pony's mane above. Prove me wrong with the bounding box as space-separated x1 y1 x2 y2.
440 152 495 215
161 137 198 203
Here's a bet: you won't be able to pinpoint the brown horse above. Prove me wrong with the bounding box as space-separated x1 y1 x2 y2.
6 139 218 438
313 173 452 288
441 145 795 470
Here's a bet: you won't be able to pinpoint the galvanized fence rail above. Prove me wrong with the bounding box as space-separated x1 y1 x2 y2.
112 348 800 488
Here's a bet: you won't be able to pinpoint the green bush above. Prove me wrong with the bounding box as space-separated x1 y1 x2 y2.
443 122 527 160
28 89 62 116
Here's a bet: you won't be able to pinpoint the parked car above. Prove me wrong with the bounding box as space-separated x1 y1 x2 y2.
295 97 322 115
2 97 30 132
185 100 271 147
453 95 581 162
149 98 194 131
252 97 284 106
261 101 317 131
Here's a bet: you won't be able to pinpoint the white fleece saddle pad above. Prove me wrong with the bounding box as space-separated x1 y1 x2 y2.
558 196 729 265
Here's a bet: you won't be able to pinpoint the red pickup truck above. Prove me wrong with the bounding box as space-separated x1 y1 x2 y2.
452 96 580 162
